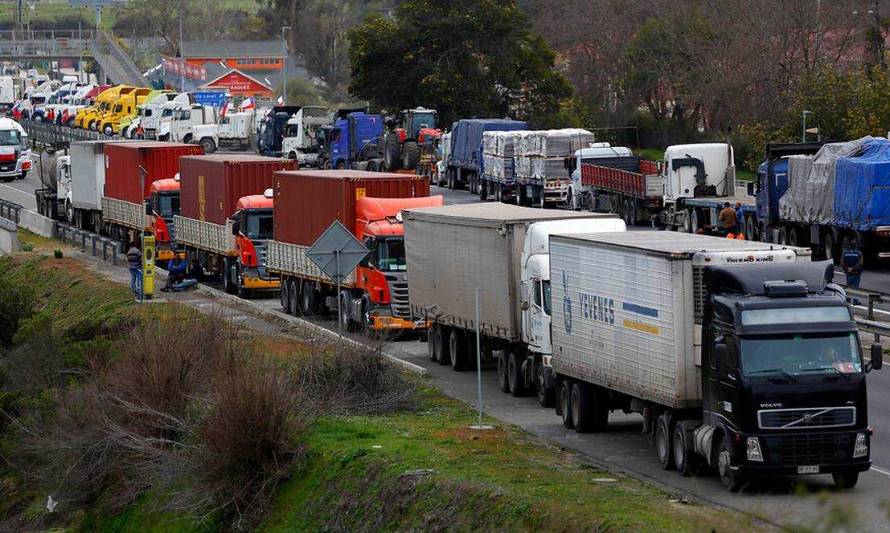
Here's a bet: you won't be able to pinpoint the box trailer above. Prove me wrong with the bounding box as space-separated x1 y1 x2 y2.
444 119 527 192
549 231 881 491
404 203 625 404
174 154 296 296
268 170 443 332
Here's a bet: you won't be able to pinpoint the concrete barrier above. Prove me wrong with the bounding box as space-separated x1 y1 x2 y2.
17 209 55 238
0 217 20 255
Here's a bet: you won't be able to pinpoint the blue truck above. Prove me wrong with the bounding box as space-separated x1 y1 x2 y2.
317 111 386 171
754 138 890 263
443 118 527 192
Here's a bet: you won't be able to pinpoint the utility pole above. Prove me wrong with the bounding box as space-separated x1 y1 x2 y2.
179 18 185 91
874 0 885 67
281 26 291 105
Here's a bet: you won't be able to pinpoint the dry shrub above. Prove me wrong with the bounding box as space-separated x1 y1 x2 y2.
296 340 416 415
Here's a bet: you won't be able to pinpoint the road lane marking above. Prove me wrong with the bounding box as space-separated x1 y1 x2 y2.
871 466 890 477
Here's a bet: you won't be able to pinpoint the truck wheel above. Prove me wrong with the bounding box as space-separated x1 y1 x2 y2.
449 329 466 371
435 325 449 365
479 180 487 201
103 125 113 136
222 258 234 294
65 202 73 224
200 137 216 154
717 434 744 491
497 351 510 392
428 324 438 362
832 471 859 489
280 280 290 312
402 141 420 170
507 350 524 396
824 231 837 263
235 263 249 298
788 227 801 246
339 291 356 332
570 382 594 433
672 422 695 477
777 226 788 245
560 380 573 429
289 280 300 315
300 282 318 316
655 414 675 470
624 199 636 225
535 361 553 407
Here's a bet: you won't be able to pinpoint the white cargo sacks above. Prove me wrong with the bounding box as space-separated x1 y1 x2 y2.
482 128 594 181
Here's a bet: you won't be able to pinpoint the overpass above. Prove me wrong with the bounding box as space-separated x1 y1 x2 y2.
0 29 148 86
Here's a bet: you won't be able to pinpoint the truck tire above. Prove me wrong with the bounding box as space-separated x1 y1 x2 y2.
200 137 216 154
788 227 801 246
507 350 524 396
479 180 488 201
288 280 300 315
222 258 234 294
300 281 318 316
560 380 573 429
384 135 401 171
435 325 449 365
402 141 420 170
428 324 438 362
65 202 73 224
655 414 675 470
624 199 636 225
449 329 466 371
777 226 788 245
103 124 113 136
672 422 695 477
824 231 837 264
717 434 744 491
340 291 356 332
570 382 594 433
535 361 553 407
497 351 510 392
280 280 290 312
832 471 859 489
235 262 249 298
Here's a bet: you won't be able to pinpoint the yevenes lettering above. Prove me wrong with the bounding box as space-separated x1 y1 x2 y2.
580 293 615 324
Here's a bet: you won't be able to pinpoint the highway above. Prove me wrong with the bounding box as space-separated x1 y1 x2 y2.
5 172 890 530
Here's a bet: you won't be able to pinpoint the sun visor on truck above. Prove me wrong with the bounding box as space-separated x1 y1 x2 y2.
704 260 834 296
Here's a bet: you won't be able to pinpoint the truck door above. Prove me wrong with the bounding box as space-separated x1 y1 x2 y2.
524 279 550 353
707 333 741 429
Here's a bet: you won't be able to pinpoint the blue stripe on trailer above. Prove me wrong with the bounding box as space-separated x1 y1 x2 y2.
622 301 659 318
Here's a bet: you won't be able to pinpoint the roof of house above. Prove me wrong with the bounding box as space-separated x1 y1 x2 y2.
181 41 283 59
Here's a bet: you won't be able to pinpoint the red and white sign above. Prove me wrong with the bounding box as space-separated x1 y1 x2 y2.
201 69 273 98
162 56 207 81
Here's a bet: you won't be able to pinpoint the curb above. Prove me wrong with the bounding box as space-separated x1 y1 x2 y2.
194 283 429 376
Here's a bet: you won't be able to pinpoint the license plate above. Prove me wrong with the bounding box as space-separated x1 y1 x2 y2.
797 465 819 474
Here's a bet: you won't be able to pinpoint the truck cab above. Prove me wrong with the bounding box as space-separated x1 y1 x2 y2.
147 177 182 262
76 85 131 130
0 118 32 182
281 105 330 166
144 92 188 139
228 191 279 295
567 143 634 210
698 259 879 489
318 112 384 170
193 110 255 154
167 104 217 144
349 195 445 330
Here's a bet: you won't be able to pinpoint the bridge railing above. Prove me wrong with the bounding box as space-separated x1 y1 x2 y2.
22 120 115 149
0 30 95 41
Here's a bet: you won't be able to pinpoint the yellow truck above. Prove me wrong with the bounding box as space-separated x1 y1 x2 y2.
99 87 153 135
74 85 133 131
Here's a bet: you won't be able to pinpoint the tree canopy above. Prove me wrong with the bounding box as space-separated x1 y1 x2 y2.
347 0 572 127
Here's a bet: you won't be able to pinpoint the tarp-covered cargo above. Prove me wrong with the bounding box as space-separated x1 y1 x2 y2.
834 139 890 229
449 119 527 171
515 128 594 157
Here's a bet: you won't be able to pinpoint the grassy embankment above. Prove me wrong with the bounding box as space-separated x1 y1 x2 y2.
0 249 768 532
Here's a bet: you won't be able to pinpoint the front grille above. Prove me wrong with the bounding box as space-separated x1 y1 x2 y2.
0 163 14 172
758 407 856 430
764 433 851 465
253 240 269 275
385 273 410 318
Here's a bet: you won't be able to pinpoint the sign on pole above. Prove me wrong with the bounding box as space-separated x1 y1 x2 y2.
306 221 368 330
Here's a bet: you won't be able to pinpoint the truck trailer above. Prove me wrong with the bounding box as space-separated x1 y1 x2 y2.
549 231 881 490
445 119 527 192
174 154 297 296
268 170 442 332
404 203 625 405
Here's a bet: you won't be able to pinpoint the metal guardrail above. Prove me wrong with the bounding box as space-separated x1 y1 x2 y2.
846 287 890 341
0 199 22 225
54 222 122 265
23 120 115 148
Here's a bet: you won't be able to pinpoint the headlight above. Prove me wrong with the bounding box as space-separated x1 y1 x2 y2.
746 436 764 462
853 432 868 458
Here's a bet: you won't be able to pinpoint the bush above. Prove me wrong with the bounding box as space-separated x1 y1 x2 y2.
0 276 32 348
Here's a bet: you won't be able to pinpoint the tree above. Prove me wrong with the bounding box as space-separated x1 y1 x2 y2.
348 0 572 126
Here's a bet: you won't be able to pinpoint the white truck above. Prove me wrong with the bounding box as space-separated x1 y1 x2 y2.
152 94 191 140
67 140 134 230
549 232 881 490
34 149 70 219
0 76 18 111
0 118 32 182
191 110 256 153
166 104 217 144
281 106 330 166
404 203 626 405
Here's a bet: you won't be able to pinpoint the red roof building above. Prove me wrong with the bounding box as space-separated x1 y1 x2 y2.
199 69 274 98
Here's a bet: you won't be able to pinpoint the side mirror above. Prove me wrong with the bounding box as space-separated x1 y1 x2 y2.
714 342 728 361
231 220 240 236
520 301 530 311
870 343 883 370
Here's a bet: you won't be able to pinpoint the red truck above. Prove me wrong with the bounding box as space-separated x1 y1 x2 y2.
173 154 297 296
267 170 444 332
101 141 203 258
580 157 663 225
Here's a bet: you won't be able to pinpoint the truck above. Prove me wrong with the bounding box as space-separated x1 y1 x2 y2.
75 85 132 130
549 231 880 490
100 142 204 255
513 129 595 207
0 76 19 111
317 112 386 171
0 118 32 182
566 143 634 211
117 89 168 137
174 154 297 296
98 87 152 135
34 149 70 219
191 109 256 154
756 138 890 264
65 140 130 230
141 92 189 140
444 119 527 192
280 106 330 166
257 105 303 157
268 170 443 332
580 143 751 230
165 103 217 144
404 203 626 405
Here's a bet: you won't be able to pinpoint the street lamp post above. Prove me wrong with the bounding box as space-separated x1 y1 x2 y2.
281 26 291 105
802 110 814 142
179 18 185 91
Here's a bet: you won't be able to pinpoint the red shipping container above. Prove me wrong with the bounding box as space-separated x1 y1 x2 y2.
274 170 430 245
104 141 203 203
179 154 296 225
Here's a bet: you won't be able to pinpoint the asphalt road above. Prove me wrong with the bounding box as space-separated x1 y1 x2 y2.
6 171 890 529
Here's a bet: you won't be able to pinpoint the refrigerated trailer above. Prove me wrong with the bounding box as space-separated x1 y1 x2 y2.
549 231 881 490
404 203 625 405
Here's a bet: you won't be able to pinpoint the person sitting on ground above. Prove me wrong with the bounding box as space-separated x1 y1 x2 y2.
717 202 737 236
163 254 188 292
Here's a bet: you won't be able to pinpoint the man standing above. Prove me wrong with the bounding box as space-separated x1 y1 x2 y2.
734 202 744 235
842 241 864 289
127 242 143 301
717 202 736 236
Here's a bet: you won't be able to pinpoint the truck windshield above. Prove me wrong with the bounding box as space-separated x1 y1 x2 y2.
0 130 21 146
245 210 273 240
741 332 862 377
377 237 406 272
155 193 180 218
